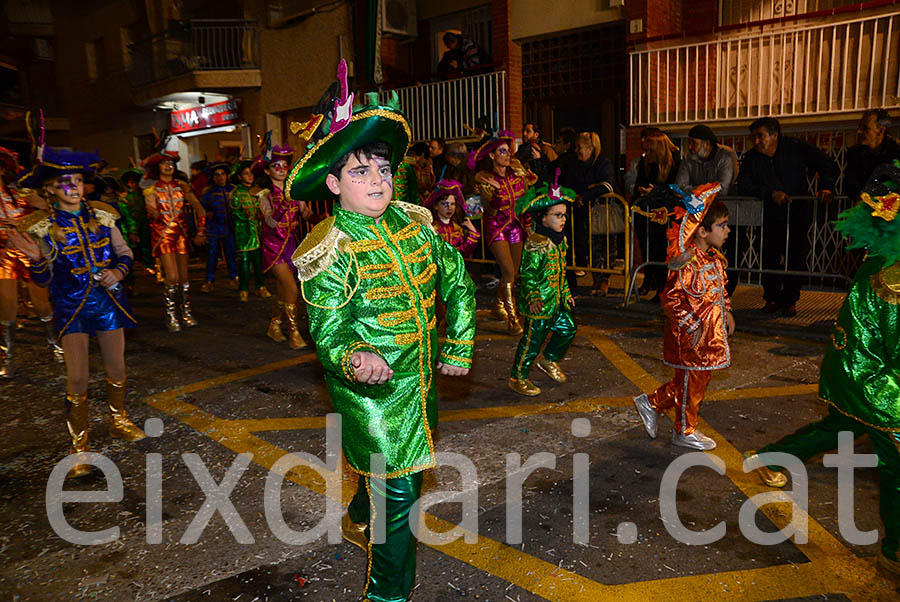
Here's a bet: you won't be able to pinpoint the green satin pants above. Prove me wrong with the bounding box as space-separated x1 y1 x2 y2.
760 408 900 560
348 472 423 602
237 248 264 292
511 308 576 380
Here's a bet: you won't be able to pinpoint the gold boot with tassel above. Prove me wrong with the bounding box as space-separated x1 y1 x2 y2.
284 303 308 350
107 378 146 441
500 282 523 335
492 292 508 321
180 283 198 327
267 301 287 342
65 392 92 479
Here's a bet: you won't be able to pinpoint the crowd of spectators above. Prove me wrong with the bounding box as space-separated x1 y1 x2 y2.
401 109 899 311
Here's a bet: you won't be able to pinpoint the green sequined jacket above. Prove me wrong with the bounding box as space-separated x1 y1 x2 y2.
820 258 900 431
518 233 573 320
231 184 262 252
294 201 476 477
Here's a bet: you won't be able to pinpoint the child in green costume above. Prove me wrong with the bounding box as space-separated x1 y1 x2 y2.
508 169 576 397
288 60 477 602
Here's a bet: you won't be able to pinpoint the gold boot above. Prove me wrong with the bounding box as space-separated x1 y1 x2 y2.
500 282 523 335
256 286 271 299
65 392 92 479
107 378 146 441
535 356 567 383
284 303 308 350
492 292 509 321
508 377 541 396
180 283 198 327
267 301 287 343
341 512 368 551
164 285 181 332
743 451 788 488
1 321 14 379
239 291 249 302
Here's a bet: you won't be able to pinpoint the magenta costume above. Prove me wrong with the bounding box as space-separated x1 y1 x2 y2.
260 184 302 273
477 164 536 245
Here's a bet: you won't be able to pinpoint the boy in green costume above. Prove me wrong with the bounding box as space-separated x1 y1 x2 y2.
230 159 270 301
746 160 900 578
508 169 577 397
288 60 477 602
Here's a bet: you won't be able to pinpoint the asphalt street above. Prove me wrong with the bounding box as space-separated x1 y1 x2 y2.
1 263 898 601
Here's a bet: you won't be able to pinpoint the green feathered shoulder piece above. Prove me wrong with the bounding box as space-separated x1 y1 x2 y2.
834 160 900 268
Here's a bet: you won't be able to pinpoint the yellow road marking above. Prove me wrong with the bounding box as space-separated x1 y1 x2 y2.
583 325 897 600
138 324 895 601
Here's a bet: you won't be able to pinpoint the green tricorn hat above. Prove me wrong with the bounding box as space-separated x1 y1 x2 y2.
515 168 575 215
285 59 411 201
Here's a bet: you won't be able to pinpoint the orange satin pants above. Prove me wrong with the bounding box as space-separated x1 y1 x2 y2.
648 369 712 436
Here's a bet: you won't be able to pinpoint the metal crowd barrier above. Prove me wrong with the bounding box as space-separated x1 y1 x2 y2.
624 194 860 306
467 192 633 299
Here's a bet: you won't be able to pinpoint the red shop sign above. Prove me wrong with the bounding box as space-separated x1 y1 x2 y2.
170 99 242 133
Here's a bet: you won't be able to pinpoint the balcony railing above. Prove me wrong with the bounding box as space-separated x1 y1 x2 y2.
128 19 260 87
628 12 900 126
379 71 507 141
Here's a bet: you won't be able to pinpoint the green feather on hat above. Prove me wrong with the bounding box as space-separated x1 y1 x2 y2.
284 59 411 202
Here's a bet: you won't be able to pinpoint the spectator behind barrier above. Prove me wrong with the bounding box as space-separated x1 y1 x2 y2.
736 116 838 317
675 124 738 195
845 109 900 202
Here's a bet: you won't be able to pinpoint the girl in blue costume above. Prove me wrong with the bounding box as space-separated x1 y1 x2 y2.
10 146 146 479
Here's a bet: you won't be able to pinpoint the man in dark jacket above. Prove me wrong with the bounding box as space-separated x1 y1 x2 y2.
844 109 900 202
515 122 558 184
737 117 838 317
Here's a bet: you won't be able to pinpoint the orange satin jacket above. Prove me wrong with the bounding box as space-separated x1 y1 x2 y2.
661 245 732 370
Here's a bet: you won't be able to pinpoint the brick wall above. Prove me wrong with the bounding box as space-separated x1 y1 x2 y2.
492 0 523 136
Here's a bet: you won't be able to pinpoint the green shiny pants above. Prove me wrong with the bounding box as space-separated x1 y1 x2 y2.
237 249 264 293
760 408 900 560
348 472 423 602
511 308 576 380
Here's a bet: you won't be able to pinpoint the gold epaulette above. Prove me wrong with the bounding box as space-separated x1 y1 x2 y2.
872 263 900 305
392 200 434 231
524 232 553 253
142 185 156 197
292 216 351 282
16 210 51 236
89 200 121 223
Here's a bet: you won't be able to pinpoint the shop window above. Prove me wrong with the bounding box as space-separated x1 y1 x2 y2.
521 26 625 102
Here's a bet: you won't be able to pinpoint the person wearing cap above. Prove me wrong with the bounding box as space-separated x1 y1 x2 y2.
142 150 207 332
675 124 738 195
0 147 62 377
199 162 239 293
423 178 480 258
9 146 145 479
259 144 309 350
289 60 476 602
632 183 735 451
471 132 537 335
508 171 577 396
230 159 270 302
745 160 900 579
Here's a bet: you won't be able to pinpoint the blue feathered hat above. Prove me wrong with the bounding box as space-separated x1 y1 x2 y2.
18 145 104 188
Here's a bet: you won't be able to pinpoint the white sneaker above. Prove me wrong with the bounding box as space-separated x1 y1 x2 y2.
632 393 658 439
671 430 717 450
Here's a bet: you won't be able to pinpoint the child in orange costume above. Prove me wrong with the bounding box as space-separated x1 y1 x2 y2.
632 183 735 450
